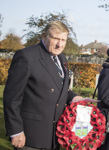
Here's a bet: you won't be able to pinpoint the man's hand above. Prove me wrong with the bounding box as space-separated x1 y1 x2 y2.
11 132 26 148
73 96 83 101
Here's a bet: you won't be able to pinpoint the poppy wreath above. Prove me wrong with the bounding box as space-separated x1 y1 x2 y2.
56 101 106 150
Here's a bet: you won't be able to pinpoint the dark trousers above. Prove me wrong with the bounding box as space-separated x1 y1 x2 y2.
14 146 60 150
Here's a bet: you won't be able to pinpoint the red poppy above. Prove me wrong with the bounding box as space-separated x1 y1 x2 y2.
56 101 106 150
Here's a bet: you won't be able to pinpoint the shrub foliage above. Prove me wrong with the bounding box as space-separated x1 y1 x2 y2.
0 59 102 88
0 59 11 84
68 62 102 88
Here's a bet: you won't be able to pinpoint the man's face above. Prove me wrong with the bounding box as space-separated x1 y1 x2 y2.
43 29 68 56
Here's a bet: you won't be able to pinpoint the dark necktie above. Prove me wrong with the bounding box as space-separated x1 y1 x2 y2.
53 56 64 83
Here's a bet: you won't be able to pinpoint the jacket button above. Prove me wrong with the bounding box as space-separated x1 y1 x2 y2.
56 103 59 106
53 121 56 123
51 89 54 92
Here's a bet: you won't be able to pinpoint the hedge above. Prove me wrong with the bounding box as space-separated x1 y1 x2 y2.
0 59 102 88
68 62 102 88
0 59 11 84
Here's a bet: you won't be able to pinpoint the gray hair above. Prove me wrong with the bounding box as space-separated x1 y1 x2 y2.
44 20 69 35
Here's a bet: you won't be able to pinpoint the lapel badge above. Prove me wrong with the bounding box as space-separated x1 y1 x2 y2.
64 62 67 70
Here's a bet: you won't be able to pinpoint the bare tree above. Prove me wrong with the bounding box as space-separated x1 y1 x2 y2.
23 11 79 55
98 0 109 11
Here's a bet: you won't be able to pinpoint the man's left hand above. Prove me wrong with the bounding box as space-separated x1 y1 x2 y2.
73 96 83 101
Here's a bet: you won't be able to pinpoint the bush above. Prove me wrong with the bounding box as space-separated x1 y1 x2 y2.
0 59 102 88
0 59 11 84
68 62 102 88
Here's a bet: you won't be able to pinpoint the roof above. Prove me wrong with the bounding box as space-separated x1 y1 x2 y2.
83 40 106 49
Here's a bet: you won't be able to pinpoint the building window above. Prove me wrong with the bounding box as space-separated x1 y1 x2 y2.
82 48 85 52
94 49 98 52
87 48 91 52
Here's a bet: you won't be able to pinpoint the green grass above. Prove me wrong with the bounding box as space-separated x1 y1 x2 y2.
73 87 97 98
0 85 13 150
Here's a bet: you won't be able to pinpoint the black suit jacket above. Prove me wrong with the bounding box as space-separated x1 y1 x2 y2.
97 61 109 150
97 62 109 116
3 41 77 149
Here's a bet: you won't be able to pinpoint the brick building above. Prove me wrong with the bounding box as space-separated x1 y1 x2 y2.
80 40 108 56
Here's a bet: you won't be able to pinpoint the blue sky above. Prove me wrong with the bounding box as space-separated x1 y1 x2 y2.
0 0 109 46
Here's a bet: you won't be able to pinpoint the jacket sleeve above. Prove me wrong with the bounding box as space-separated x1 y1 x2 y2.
98 69 109 106
3 50 30 136
67 90 77 104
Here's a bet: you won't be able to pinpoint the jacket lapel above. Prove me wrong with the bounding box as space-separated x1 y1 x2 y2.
57 55 69 101
39 42 63 91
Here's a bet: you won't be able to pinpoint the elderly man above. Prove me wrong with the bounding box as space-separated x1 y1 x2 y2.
3 20 82 150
